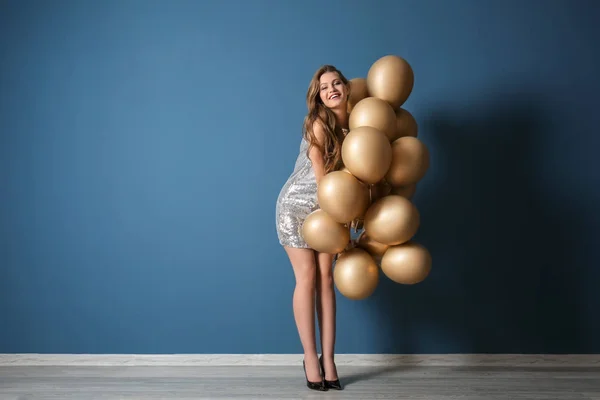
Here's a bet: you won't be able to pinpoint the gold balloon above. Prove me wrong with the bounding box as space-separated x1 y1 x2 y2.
390 183 417 200
385 137 430 187
302 210 350 254
347 78 369 113
317 171 370 223
357 231 389 261
370 179 392 203
363 195 420 246
391 108 418 141
341 126 392 184
381 241 431 285
349 97 397 141
333 248 379 300
367 55 414 109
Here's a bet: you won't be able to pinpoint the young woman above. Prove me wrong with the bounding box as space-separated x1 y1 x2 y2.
275 65 350 391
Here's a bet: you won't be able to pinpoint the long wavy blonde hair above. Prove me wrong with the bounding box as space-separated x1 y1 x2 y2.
302 65 350 174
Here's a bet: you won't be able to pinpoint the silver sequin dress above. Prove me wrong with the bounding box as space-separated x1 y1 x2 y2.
275 130 348 248
275 136 318 248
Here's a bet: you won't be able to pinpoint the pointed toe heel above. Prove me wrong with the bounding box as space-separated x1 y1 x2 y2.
303 360 327 391
319 355 343 390
325 379 342 390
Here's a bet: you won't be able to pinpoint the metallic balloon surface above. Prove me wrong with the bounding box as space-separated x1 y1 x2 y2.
392 108 418 141
334 248 379 300
347 78 369 113
385 137 430 187
301 210 350 254
370 179 392 203
364 195 420 245
357 231 389 261
381 241 432 284
341 126 392 184
317 171 370 223
349 97 397 141
390 183 416 199
367 55 414 109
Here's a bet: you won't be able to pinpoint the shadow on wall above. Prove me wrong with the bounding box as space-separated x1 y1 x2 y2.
370 88 589 355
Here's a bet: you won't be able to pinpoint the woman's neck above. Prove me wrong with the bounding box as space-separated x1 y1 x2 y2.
332 108 349 130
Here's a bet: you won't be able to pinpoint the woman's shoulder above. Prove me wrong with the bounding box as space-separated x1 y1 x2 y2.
309 120 327 143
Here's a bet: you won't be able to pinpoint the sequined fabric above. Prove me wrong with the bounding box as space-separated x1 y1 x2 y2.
275 137 318 248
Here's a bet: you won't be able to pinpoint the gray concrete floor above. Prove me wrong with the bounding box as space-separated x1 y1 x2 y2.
1 365 599 399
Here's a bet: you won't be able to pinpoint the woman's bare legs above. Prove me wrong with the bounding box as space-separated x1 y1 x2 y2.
315 251 338 380
284 246 321 382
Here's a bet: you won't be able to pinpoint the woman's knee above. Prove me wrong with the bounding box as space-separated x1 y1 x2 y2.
318 269 334 289
296 266 317 289
285 247 317 288
316 253 335 288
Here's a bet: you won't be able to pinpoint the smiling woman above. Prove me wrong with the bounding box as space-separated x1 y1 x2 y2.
274 65 351 392
304 67 351 178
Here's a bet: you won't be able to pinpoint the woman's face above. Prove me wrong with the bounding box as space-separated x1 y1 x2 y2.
319 71 348 110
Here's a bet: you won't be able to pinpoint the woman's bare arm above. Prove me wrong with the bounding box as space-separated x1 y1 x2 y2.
308 121 328 185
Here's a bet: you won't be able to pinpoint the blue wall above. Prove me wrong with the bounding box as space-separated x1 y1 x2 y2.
1 0 599 354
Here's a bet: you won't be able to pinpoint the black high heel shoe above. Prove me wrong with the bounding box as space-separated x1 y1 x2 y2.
303 359 327 391
319 355 343 390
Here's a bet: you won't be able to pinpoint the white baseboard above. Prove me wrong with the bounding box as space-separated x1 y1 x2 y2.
1 354 599 367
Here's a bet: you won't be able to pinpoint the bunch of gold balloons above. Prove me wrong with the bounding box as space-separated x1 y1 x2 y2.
302 55 432 300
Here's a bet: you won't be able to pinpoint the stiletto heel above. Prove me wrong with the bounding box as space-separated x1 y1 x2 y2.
319 355 343 390
303 360 327 391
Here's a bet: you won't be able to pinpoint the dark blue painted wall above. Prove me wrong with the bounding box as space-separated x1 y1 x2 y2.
1 0 599 354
